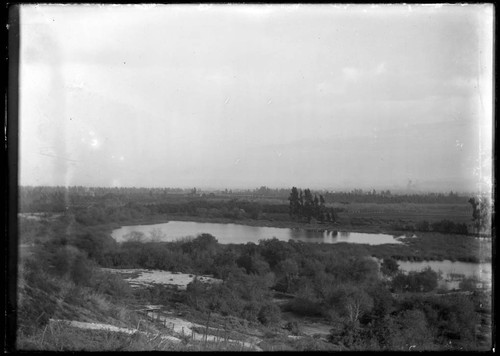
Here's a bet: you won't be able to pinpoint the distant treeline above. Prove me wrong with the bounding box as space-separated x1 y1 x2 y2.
55 200 296 226
19 186 470 212
391 219 469 235
323 190 469 204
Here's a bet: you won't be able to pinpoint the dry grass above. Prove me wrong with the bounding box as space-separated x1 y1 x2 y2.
16 321 179 351
16 318 261 352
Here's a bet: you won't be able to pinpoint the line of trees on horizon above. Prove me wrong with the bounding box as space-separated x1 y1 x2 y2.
18 185 483 214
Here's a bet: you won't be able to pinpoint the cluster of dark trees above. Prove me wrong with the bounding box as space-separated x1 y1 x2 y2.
288 187 336 223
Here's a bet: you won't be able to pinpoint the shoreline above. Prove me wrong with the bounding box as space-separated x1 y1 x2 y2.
108 214 402 235
106 215 491 264
23 213 490 264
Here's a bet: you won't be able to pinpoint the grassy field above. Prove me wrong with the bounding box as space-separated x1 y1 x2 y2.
334 202 471 221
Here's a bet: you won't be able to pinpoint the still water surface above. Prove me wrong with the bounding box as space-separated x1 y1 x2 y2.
396 260 492 289
111 220 403 245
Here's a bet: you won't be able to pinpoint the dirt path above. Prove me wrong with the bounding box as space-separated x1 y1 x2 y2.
49 316 262 351
49 318 182 343
146 311 262 351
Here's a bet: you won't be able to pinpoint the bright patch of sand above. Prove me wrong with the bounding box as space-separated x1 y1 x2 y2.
101 268 221 290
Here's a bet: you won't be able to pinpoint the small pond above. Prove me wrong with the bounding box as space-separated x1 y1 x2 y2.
397 259 492 290
374 258 492 290
111 220 403 245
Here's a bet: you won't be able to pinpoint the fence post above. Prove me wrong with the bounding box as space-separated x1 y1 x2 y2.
204 311 211 347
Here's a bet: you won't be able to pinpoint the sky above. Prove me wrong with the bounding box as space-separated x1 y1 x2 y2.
18 4 493 193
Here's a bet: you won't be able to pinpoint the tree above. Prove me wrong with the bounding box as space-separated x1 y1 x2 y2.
288 187 301 219
381 258 399 277
303 189 314 222
328 284 374 323
367 283 394 319
258 303 281 326
391 268 438 293
299 190 304 216
70 253 93 286
259 238 294 268
345 288 374 323
186 277 208 310
414 267 438 292
313 194 320 219
318 195 326 222
276 258 299 292
397 309 435 350
468 196 491 235
214 248 238 279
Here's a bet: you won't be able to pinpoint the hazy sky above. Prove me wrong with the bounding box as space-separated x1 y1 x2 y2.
19 4 493 192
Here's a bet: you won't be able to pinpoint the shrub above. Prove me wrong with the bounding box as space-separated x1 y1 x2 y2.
391 268 438 293
18 258 60 329
416 220 430 232
459 277 480 291
257 303 281 326
93 271 133 300
70 254 94 287
380 258 399 277
285 321 301 336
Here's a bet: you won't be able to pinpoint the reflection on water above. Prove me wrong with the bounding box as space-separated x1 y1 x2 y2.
111 220 403 246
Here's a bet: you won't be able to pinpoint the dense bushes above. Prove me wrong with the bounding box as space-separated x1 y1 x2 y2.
183 271 280 326
431 220 468 235
17 236 135 334
327 290 483 351
392 219 469 235
391 268 439 293
395 293 479 345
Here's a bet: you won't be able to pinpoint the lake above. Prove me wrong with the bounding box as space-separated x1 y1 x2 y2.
111 220 404 245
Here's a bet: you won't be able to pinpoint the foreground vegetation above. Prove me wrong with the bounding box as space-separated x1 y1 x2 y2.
16 207 492 351
15 186 492 351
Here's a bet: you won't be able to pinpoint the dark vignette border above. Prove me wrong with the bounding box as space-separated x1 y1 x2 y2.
5 3 20 353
